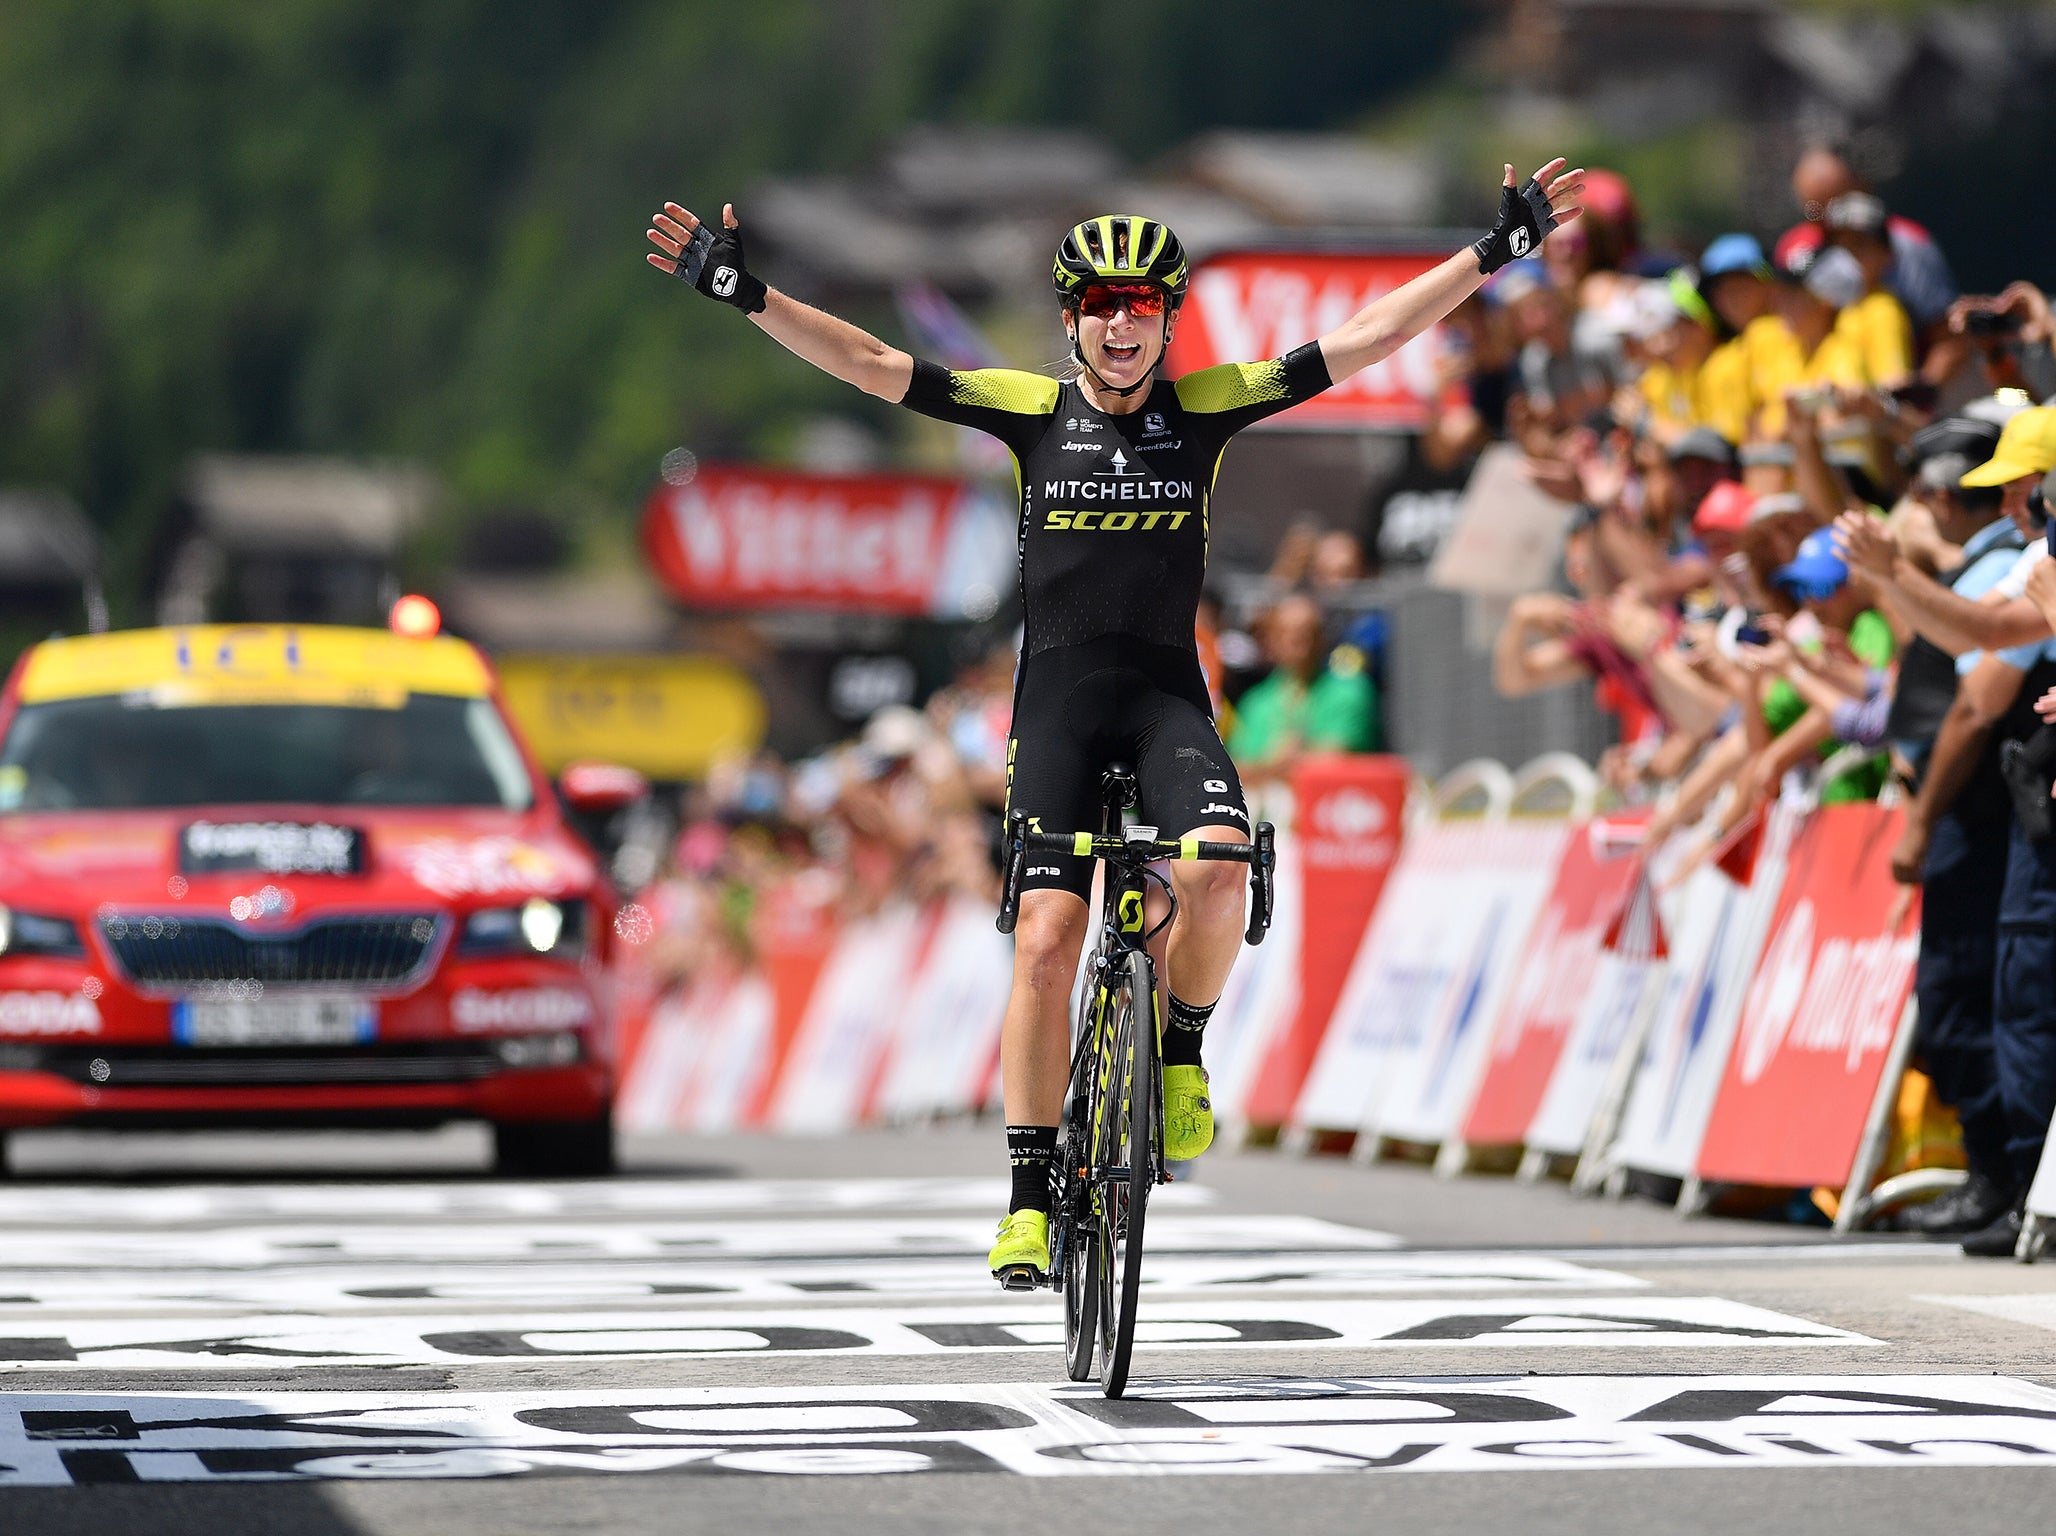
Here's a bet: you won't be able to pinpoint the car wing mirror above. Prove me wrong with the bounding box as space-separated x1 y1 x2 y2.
558 761 649 816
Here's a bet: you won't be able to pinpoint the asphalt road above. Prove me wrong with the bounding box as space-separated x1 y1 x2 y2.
3 1122 2055 1534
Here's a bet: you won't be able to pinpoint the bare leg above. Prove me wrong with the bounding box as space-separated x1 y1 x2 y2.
1163 823 1249 1008
1000 889 1090 1125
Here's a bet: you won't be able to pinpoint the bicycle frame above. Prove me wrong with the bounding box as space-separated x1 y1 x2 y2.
996 767 1277 1296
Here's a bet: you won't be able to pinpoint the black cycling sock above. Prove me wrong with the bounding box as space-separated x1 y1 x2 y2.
1007 1125 1058 1213
1162 992 1216 1068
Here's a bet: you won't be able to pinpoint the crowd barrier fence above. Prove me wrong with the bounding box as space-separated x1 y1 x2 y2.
616 751 2005 1237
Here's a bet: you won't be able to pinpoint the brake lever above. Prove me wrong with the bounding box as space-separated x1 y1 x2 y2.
1244 821 1276 945
996 810 1028 935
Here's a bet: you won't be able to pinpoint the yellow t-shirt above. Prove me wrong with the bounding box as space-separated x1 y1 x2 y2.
1639 358 1705 438
1832 290 1914 388
1697 334 1755 444
1756 321 1869 436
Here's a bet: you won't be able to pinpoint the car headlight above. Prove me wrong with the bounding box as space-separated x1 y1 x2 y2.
0 906 85 959
459 898 585 958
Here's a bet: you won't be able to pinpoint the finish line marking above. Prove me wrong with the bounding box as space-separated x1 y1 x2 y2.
0 1297 1869 1369
0 1214 1397 1271
2 1375 2047 1483
0 1252 1644 1316
0 1178 1216 1227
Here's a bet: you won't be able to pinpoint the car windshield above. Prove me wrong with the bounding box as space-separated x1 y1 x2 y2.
0 694 534 812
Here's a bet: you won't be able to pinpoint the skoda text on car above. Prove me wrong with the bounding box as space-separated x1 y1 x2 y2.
0 624 627 1175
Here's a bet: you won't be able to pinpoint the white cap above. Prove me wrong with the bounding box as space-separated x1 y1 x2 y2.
861 704 931 761
1963 389 2036 430
1803 246 1865 309
1625 279 1682 340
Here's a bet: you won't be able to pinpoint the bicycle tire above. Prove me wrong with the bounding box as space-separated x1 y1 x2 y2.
1095 946 1157 1398
1061 1137 1098 1381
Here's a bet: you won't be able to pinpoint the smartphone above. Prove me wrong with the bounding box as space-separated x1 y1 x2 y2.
1735 623 1773 648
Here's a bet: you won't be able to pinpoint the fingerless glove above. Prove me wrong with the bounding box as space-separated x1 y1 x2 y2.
1472 177 1560 275
675 221 768 314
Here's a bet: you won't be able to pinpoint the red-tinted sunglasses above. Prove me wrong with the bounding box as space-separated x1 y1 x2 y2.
1076 283 1167 319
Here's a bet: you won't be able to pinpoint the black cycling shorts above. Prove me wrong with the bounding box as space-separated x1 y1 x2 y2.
1006 637 1250 899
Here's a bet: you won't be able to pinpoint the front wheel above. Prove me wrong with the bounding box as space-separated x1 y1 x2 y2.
1060 1125 1099 1381
1094 947 1157 1398
492 1107 616 1178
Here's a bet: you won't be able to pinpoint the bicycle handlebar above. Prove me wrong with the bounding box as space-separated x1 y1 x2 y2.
995 810 1277 946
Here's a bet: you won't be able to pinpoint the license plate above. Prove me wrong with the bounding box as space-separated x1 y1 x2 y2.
172 997 376 1047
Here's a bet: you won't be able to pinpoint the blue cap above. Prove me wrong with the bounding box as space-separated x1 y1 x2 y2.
1700 233 1770 281
1772 527 1849 599
1484 257 1548 305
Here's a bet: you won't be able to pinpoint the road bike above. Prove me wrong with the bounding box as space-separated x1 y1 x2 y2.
996 764 1275 1397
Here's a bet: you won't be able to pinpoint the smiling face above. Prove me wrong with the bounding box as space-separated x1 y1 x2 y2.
1065 284 1175 402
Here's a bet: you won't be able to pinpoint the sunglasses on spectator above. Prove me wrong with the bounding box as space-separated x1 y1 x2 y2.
1076 284 1167 319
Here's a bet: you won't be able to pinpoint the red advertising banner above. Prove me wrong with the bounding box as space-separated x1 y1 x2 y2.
1241 754 1409 1128
643 463 1007 616
1166 250 1453 430
1461 814 1648 1149
1695 803 1921 1189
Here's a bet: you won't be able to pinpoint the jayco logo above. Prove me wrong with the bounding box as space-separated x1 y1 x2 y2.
712 267 738 298
1509 228 1532 258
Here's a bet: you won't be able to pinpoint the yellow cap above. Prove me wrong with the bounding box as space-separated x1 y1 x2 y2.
1960 405 2056 488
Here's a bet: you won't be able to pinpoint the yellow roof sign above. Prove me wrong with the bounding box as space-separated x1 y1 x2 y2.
496 653 765 780
17 625 494 707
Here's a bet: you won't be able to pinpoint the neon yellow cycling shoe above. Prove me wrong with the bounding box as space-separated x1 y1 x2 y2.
1163 1064 1215 1160
989 1208 1050 1289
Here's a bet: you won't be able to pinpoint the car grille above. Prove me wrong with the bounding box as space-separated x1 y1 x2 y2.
99 914 441 993
39 1043 505 1088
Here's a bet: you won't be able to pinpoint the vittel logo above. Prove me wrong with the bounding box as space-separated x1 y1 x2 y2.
1305 785 1395 870
1313 787 1387 841
1736 899 1916 1085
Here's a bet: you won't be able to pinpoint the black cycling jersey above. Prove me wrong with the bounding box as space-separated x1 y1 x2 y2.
901 342 1333 897
901 343 1333 656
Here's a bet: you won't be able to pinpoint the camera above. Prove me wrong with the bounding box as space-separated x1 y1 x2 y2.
1963 308 2024 339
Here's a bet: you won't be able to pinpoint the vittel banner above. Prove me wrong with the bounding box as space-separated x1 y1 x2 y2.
1166 250 1453 430
1695 804 1920 1190
643 464 1012 617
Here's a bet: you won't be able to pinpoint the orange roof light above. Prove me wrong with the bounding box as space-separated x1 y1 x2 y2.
389 594 441 639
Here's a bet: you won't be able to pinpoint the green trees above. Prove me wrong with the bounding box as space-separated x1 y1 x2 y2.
0 1 1469 618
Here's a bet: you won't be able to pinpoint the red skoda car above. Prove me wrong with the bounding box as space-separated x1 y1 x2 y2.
0 624 631 1174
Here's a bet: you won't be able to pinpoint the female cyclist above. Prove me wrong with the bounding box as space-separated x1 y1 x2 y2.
646 157 1584 1284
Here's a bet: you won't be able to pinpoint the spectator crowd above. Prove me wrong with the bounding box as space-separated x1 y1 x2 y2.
1486 142 2056 1253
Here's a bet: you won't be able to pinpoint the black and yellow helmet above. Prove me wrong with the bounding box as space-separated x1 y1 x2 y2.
1052 215 1189 306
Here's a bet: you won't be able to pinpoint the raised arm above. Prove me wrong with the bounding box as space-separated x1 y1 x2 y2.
1316 160 1584 382
1835 510 2052 654
646 202 913 401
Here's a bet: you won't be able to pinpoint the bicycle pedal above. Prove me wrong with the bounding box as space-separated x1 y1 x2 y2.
994 1264 1044 1292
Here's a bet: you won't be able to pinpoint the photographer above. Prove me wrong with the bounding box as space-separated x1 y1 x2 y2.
1948 284 2056 404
